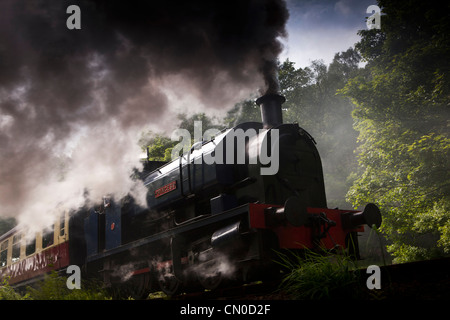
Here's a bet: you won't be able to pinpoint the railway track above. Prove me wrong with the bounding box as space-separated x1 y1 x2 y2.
168 280 286 300
151 257 450 300
371 256 450 299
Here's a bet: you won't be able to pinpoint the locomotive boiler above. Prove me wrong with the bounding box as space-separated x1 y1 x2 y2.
0 93 381 298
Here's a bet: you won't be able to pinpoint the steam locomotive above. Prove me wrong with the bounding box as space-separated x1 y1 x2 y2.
0 94 381 298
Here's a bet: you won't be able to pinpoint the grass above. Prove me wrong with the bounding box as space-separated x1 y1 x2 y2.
277 248 364 300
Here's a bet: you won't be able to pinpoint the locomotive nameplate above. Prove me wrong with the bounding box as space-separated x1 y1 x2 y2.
155 180 177 198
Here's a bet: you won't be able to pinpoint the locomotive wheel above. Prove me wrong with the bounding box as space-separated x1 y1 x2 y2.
114 273 151 300
198 271 223 290
157 267 182 296
128 273 151 300
197 260 224 290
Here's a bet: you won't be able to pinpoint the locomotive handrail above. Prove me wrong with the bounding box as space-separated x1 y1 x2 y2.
186 143 196 195
174 214 210 226
225 176 257 192
179 155 184 197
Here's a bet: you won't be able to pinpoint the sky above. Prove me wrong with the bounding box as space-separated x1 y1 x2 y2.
281 0 377 68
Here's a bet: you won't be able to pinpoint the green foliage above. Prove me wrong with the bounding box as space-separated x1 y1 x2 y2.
0 277 30 300
223 99 261 127
146 134 178 162
278 250 361 300
140 113 224 162
176 112 223 137
29 271 112 300
342 0 450 262
0 272 112 300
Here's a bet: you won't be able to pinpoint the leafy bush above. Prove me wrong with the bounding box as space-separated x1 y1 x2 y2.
0 277 30 300
1 272 112 300
27 271 112 300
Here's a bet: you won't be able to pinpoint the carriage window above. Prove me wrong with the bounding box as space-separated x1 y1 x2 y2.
11 234 21 262
26 237 36 256
60 212 66 237
42 225 54 248
0 240 8 267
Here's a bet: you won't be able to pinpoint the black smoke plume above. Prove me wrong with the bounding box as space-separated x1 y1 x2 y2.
0 0 288 229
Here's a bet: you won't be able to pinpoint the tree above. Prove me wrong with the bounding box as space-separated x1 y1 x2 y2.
143 134 177 162
342 0 450 262
176 113 223 138
140 113 223 162
223 99 261 127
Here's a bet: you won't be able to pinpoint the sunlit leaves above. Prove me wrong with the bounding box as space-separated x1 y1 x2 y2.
343 0 450 262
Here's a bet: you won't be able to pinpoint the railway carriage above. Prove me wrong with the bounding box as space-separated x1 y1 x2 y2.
0 211 83 287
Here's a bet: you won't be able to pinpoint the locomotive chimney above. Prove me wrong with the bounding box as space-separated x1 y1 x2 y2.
256 93 286 129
